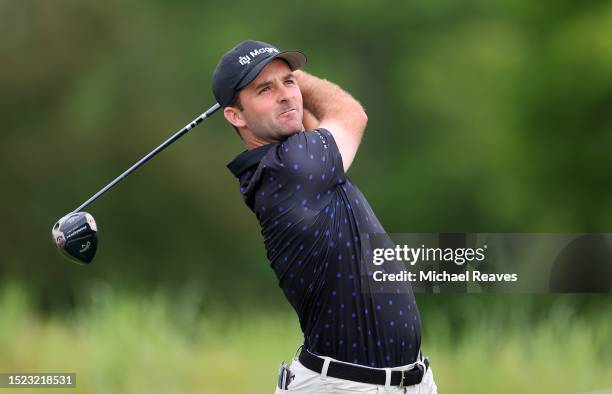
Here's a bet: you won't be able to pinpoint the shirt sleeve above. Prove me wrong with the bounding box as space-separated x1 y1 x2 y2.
263 128 346 195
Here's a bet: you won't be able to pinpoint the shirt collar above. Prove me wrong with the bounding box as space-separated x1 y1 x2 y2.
227 143 276 178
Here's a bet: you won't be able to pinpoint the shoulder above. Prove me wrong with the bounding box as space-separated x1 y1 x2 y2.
275 129 341 162
260 129 344 185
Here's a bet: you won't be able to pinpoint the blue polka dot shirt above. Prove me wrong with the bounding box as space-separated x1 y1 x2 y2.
227 129 421 367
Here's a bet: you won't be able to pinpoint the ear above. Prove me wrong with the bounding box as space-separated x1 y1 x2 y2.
224 106 247 129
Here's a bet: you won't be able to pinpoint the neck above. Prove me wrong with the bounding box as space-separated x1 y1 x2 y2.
241 131 275 150
240 125 306 150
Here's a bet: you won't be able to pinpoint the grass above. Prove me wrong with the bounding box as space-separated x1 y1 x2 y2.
0 284 611 393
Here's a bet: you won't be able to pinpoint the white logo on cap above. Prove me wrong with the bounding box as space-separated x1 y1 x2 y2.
238 47 279 66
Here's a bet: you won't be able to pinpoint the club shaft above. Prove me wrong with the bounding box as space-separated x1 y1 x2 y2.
72 103 221 213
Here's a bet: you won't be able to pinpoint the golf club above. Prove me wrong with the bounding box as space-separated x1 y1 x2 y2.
51 102 221 264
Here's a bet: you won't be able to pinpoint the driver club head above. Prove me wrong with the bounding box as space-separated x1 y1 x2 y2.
52 212 98 264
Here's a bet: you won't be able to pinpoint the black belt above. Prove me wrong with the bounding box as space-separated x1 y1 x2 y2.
298 349 429 387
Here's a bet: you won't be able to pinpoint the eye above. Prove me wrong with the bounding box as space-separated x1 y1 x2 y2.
285 79 295 85
258 86 271 95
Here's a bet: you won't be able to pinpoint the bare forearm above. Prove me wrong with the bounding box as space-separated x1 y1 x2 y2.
303 108 319 130
295 70 367 171
296 71 367 134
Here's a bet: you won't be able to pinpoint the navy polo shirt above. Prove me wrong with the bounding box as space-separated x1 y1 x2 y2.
227 129 421 368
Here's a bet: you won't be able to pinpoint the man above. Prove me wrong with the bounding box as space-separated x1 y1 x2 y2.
213 40 437 393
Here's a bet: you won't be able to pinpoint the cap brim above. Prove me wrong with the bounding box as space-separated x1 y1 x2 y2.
276 50 307 71
236 50 307 91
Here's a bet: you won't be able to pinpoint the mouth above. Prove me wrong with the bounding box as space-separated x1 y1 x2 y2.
278 108 297 118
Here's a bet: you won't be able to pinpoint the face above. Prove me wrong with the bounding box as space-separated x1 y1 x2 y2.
225 59 304 143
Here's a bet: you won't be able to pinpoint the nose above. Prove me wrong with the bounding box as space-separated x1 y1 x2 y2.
276 82 292 103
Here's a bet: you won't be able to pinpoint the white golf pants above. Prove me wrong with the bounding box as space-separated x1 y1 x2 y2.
274 355 438 393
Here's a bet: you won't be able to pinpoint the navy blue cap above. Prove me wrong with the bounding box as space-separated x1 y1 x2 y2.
212 40 307 107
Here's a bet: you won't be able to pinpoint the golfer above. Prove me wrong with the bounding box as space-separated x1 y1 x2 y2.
213 40 437 393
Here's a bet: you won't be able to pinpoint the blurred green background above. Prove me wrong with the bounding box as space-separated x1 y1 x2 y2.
1 0 611 392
